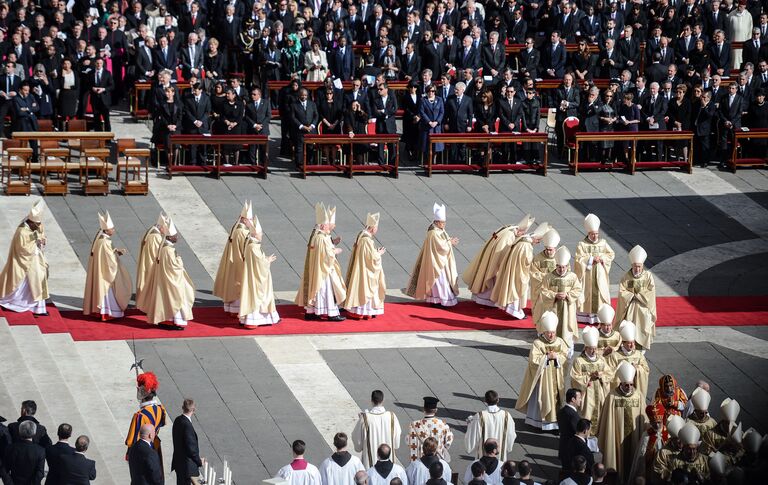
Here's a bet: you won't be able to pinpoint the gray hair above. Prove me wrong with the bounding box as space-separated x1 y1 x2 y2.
19 420 37 439
455 81 466 91
354 470 368 485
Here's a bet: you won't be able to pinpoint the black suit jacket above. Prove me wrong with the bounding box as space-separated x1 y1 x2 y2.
171 415 202 479
719 94 744 129
556 405 580 462
291 100 320 133
153 46 179 74
45 442 75 485
482 44 506 77
182 93 212 133
372 94 397 133
561 436 594 473
694 101 715 136
498 97 524 131
455 46 480 71
542 43 567 78
0 73 22 105
446 94 473 132
709 42 731 71
89 69 114 106
128 439 164 485
3 441 46 485
59 452 96 485
244 97 272 136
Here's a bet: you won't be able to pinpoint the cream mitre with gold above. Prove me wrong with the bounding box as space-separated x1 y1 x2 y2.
582 326 599 348
433 203 446 222
597 304 615 325
156 213 169 234
366 212 380 228
615 361 636 384
720 398 740 429
678 423 701 446
555 246 571 266
530 222 550 239
328 206 337 225
690 388 711 411
98 211 115 231
517 214 535 232
539 311 558 333
542 229 560 248
619 320 636 342
315 203 329 225
629 245 647 265
667 415 685 438
27 200 44 223
248 214 263 237
709 452 727 476
584 213 601 233
240 200 253 220
164 218 179 237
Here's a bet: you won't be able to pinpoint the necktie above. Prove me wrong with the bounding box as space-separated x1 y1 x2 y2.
97 71 101 84
6 77 9 93
661 48 665 58
163 48 167 60
730 96 733 107
195 96 200 103
757 40 761 49
302 102 307 110
255 101 259 110
651 96 656 104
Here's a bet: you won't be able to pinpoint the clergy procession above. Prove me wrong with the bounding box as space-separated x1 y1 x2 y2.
1 198 766 485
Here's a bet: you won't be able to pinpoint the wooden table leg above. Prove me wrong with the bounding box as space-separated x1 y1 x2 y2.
302 139 307 179
572 140 579 175
427 142 433 177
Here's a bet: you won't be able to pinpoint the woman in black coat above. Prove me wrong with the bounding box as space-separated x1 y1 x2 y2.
55 57 80 120
215 88 245 162
151 86 182 166
317 88 344 163
401 81 422 160
344 100 370 164
667 84 692 161
745 89 768 157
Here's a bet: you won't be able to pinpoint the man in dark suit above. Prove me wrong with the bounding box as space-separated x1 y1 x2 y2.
182 83 211 165
518 38 540 79
332 36 355 81
244 87 272 165
291 88 319 165
171 399 202 485
718 83 744 165
128 424 164 485
641 82 669 160
88 57 114 131
445 81 473 162
694 91 716 166
617 26 640 75
179 33 204 80
645 52 668 85
542 31 566 78
709 30 731 76
135 37 156 81
509 10 528 44
482 32 506 82
598 38 625 79
372 82 398 163
555 74 580 153
60 436 97 485
454 35 480 71
0 61 21 138
7 401 51 449
180 2 206 35
561 419 595 474
45 423 75 485
706 1 726 37
12 82 40 160
154 36 178 77
580 87 602 161
400 42 421 81
742 28 768 69
556 388 582 469
499 85 524 161
3 420 45 485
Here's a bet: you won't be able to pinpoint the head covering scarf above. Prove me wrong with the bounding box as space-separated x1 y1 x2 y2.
652 374 689 421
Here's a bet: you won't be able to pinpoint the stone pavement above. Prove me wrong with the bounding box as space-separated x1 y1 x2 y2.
1 109 768 484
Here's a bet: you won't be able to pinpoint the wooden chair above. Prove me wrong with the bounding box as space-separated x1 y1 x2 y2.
4 147 34 195
1 138 23 181
119 148 150 195
81 147 111 195
38 119 54 132
563 116 580 162
67 119 88 151
76 139 101 183
115 138 136 186
40 145 72 195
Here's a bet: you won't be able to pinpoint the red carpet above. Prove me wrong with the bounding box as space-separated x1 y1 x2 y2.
1 295 767 341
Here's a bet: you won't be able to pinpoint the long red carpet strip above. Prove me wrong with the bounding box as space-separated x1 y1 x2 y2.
1 296 767 341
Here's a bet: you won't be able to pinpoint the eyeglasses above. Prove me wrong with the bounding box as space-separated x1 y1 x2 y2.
378 87 386 91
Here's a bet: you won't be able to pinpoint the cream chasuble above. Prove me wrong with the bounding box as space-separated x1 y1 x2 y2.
135 226 164 312
530 250 556 319
515 336 569 429
570 352 610 436
0 222 49 309
294 230 346 308
83 232 132 316
536 270 582 344
462 225 517 295
598 330 622 355
343 230 386 313
598 387 647 483
616 269 657 350
574 237 615 323
212 222 249 307
352 407 402 468
606 349 651 399
491 237 534 316
405 224 458 301
145 241 195 325
465 406 517 460
238 236 279 325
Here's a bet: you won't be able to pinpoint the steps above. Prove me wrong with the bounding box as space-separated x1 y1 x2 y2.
0 316 142 484
4 323 118 485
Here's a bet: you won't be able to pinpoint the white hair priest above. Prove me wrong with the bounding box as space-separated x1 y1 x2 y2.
574 213 615 324
295 203 347 321
405 203 459 307
135 213 167 313
144 218 195 329
0 201 49 315
83 211 132 320
213 200 253 316
238 213 280 327
343 212 387 319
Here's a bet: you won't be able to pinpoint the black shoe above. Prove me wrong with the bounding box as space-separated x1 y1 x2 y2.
304 313 320 321
34 312 49 317
328 315 346 322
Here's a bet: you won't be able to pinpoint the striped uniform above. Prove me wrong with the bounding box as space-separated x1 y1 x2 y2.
125 398 168 463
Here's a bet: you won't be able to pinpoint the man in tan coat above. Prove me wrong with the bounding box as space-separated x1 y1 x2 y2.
405 203 459 307
515 311 569 430
491 222 550 319
463 214 533 307
537 247 582 346
295 203 347 321
145 218 195 329
530 229 560 321
343 212 387 319
598 361 647 484
238 215 280 327
83 211 132 321
0 201 49 315
574 213 615 324
135 213 167 313
213 201 252 316
617 245 657 350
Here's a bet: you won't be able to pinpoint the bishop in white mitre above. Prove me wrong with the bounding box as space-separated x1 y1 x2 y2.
574 213 615 324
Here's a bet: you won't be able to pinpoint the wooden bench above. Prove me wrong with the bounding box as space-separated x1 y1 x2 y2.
168 134 269 179
730 128 768 172
425 132 548 176
571 131 694 175
300 133 400 178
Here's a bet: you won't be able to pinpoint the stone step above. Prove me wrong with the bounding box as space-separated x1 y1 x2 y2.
42 332 131 483
75 339 172 481
6 325 117 485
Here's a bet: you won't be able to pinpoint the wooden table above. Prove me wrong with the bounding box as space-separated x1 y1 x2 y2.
168 134 269 179
300 134 400 178
571 131 693 175
13 131 115 147
730 128 768 172
426 133 548 177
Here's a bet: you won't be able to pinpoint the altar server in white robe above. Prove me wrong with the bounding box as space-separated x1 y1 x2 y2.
465 390 517 460
0 201 49 315
319 432 365 485
406 437 451 485
276 440 322 485
463 439 503 485
353 390 403 468
366 444 408 485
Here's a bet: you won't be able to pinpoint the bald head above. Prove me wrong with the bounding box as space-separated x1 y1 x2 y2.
354 470 368 485
139 424 155 441
696 380 710 392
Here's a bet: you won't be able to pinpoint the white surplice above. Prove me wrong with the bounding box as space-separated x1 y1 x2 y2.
406 457 452 485
276 460 322 485
366 462 408 485
465 405 518 460
318 453 365 485
352 406 403 467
